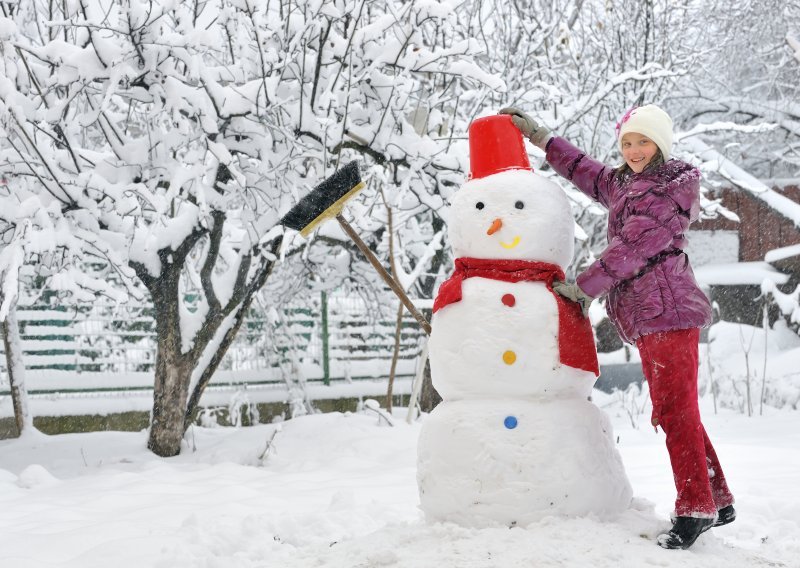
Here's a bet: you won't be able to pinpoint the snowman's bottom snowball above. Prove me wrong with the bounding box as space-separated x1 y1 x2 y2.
417 398 633 527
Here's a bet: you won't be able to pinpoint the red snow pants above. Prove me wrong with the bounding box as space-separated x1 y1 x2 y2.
636 328 735 518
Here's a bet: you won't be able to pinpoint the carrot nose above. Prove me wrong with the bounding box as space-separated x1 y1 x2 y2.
487 218 502 235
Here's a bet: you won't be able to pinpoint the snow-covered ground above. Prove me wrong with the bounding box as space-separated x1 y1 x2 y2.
0 392 797 568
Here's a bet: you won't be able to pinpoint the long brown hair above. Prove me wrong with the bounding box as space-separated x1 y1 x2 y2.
615 149 665 179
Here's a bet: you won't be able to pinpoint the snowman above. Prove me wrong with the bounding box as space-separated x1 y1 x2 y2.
417 115 632 527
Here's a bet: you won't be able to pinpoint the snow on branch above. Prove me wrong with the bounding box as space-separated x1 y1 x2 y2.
761 278 800 327
787 33 800 65
560 63 682 130
678 121 778 140
681 137 800 229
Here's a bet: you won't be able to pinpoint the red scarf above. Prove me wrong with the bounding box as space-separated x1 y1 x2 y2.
433 257 599 376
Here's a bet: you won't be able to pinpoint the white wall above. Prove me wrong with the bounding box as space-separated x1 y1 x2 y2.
685 230 740 267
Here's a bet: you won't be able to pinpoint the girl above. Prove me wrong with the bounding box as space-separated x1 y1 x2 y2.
500 104 735 550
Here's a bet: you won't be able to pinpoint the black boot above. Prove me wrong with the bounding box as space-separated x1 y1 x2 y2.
657 516 715 549
713 504 736 527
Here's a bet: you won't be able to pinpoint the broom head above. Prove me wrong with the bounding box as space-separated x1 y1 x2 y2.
280 161 365 238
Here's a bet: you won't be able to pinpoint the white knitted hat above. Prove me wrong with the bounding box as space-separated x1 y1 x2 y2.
616 104 673 161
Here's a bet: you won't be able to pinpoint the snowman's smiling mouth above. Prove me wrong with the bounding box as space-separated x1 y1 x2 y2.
500 236 521 249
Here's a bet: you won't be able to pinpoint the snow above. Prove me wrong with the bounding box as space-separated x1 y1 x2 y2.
694 262 789 286
704 321 800 411
0 377 416 419
0 239 23 318
685 230 739 267
761 281 800 327
765 243 800 263
0 398 798 567
788 33 800 64
395 231 444 293
0 1 797 564
0 16 16 41
682 137 800 229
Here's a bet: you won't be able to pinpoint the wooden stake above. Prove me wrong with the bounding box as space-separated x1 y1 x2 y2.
335 213 431 336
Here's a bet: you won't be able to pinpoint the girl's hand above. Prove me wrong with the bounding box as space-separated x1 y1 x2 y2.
499 107 552 149
552 281 594 318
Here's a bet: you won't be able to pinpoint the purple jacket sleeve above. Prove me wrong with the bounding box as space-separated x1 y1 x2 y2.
576 187 694 298
545 136 616 207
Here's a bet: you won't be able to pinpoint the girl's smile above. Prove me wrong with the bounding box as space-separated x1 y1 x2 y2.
621 132 658 173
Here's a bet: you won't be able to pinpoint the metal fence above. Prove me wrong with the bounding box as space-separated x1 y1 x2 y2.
0 292 427 394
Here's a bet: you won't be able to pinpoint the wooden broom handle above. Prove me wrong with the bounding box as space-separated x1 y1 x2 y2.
336 214 432 336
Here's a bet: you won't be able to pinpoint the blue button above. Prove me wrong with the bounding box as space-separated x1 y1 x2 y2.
504 415 518 429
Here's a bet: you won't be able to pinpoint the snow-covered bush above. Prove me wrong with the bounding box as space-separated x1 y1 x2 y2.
762 278 800 336
701 320 800 413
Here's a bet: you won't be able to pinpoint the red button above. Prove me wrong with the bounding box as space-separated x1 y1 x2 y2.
501 294 516 307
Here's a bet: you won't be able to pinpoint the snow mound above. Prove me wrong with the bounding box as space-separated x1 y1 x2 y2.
16 464 60 488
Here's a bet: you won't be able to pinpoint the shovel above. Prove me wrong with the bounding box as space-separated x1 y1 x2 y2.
280 161 431 335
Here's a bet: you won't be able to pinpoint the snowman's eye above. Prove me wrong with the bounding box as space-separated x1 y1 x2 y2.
515 201 525 209
475 202 485 210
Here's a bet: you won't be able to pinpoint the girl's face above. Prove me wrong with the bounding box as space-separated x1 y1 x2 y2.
621 132 658 173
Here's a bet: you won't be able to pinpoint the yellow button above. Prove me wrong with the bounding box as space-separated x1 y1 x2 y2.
503 350 517 365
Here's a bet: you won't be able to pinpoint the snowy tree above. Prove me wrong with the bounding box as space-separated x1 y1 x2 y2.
277 0 723 406
0 176 132 435
675 0 800 178
437 0 705 276
3 0 789 446
249 0 506 413
1 1 290 454
0 213 30 436
0 0 501 454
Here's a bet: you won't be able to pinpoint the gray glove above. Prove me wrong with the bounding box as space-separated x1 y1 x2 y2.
552 281 594 318
499 107 552 149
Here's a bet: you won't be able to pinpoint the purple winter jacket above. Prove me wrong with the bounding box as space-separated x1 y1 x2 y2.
546 136 712 344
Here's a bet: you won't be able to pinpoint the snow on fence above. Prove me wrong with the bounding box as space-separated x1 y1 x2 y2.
0 293 427 395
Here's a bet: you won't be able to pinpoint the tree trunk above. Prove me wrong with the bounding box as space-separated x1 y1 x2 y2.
148 332 193 457
146 259 192 457
133 231 283 457
2 304 32 436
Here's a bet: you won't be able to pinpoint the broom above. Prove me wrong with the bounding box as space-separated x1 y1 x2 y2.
281 162 431 335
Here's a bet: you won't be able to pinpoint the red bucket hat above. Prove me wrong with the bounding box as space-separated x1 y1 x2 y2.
468 115 532 180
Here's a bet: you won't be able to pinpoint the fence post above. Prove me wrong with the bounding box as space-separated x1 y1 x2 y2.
321 291 330 386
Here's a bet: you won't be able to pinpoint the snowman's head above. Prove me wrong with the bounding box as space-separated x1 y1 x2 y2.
448 169 574 268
